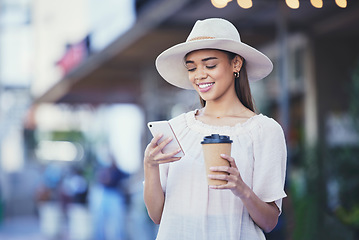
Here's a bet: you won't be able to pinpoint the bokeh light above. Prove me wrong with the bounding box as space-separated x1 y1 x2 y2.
310 0 323 8
335 0 347 8
211 0 230 8
286 0 300 9
237 0 253 9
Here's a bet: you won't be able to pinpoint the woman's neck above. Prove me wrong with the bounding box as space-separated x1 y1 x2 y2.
203 97 248 118
196 101 255 127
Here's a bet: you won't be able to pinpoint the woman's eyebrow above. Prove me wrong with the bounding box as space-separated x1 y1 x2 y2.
185 57 218 65
202 57 218 62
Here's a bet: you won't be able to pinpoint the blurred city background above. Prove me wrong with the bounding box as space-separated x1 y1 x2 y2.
0 0 358 239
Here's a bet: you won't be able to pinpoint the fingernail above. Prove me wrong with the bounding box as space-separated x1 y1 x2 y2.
220 154 226 157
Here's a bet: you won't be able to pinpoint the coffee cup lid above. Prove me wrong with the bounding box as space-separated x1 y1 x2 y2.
201 134 233 144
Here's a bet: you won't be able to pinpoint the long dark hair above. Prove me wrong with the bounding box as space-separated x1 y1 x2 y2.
199 50 256 112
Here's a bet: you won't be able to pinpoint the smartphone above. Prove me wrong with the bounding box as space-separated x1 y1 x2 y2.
147 121 184 158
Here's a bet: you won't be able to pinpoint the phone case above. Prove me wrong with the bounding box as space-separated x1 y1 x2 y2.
147 121 184 157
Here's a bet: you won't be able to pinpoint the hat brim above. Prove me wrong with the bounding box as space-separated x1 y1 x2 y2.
155 38 273 90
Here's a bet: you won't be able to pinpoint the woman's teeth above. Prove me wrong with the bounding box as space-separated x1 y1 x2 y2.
198 83 214 89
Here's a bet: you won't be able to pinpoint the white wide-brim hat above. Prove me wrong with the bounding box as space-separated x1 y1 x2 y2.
155 18 273 90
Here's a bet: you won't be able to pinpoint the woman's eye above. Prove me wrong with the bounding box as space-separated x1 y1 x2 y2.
207 65 216 69
187 68 196 72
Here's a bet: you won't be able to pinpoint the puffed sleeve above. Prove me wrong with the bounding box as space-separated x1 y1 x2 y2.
252 117 287 213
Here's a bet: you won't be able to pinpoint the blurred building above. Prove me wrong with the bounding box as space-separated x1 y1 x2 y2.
34 0 359 144
1 0 359 239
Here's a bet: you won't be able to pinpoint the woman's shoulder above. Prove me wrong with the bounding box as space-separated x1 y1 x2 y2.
253 114 285 138
168 110 194 124
255 114 282 128
168 110 196 130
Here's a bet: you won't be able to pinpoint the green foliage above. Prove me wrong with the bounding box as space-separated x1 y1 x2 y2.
287 57 359 240
289 61 359 239
329 61 359 230
290 187 318 239
290 146 323 240
50 130 84 142
329 147 359 210
336 205 359 229
289 145 356 240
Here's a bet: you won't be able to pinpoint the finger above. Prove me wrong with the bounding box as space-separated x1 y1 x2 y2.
208 173 230 181
207 176 231 189
149 134 163 147
209 167 240 182
209 183 232 190
147 136 172 157
207 175 237 190
167 147 183 158
156 157 181 164
209 165 233 174
155 147 182 161
157 136 174 151
221 154 238 168
146 135 163 156
209 184 228 189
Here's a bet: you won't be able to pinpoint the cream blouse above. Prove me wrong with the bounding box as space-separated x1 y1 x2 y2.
156 110 287 240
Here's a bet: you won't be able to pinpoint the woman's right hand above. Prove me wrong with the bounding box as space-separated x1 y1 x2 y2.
144 134 181 224
144 134 182 167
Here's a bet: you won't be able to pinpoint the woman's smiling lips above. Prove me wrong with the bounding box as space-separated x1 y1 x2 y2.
197 82 214 92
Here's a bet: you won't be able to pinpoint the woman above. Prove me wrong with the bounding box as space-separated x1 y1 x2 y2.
143 18 287 240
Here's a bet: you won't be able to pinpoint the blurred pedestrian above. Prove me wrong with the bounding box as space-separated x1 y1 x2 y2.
61 167 88 205
89 154 128 240
143 18 287 239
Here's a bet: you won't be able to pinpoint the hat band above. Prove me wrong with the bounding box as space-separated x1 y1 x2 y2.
188 36 215 42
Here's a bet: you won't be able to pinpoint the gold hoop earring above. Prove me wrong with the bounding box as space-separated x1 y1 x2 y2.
234 71 240 78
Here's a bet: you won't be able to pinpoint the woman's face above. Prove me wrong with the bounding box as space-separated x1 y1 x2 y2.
185 49 242 103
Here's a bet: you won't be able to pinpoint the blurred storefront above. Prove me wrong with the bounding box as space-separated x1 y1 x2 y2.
1 0 359 239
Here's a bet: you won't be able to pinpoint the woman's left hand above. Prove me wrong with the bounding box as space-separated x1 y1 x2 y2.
209 154 280 232
208 154 250 199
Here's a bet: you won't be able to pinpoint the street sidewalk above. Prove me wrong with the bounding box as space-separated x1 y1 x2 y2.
0 216 48 240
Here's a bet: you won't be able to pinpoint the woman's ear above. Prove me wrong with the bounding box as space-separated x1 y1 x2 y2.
233 55 243 72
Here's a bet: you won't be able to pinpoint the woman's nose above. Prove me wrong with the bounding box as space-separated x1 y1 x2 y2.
194 68 207 81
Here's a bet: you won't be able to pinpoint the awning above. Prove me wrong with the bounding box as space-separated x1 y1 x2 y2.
34 0 359 105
